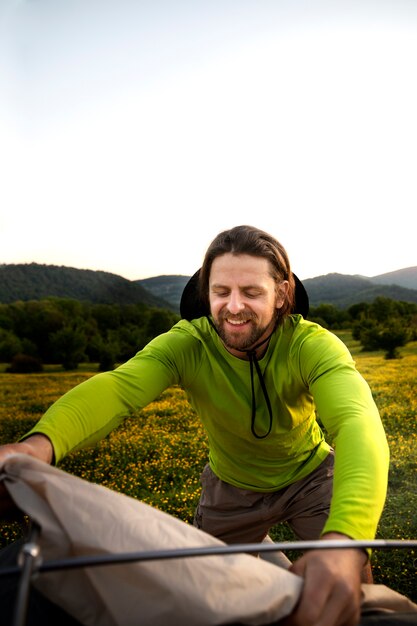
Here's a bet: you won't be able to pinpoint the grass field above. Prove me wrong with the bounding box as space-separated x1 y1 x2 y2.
0 334 416 601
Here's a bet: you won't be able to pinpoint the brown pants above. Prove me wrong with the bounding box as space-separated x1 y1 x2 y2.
194 451 334 544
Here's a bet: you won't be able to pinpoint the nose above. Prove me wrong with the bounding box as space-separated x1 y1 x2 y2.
227 290 245 314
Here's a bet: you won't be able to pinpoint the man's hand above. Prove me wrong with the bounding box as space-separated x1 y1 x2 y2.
0 435 54 519
283 533 367 626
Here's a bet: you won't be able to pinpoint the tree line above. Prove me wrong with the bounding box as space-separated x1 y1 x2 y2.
0 299 179 371
1 296 416 372
309 297 417 358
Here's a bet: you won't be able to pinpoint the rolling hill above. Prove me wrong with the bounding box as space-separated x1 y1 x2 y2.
0 263 171 308
1 263 417 311
367 266 417 290
302 272 417 308
136 275 190 311
138 267 417 310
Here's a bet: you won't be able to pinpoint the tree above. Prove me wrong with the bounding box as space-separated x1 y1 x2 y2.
353 315 412 359
368 297 396 324
50 324 87 370
91 303 121 331
347 302 369 322
145 309 179 340
376 322 411 359
353 319 381 351
92 331 119 372
0 297 180 366
97 349 116 372
308 304 349 329
0 329 22 362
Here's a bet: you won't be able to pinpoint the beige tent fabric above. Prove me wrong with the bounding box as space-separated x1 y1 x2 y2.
1 455 416 626
1 455 302 626
360 585 417 616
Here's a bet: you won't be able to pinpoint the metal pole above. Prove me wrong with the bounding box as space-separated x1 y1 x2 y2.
11 523 41 626
1 538 416 578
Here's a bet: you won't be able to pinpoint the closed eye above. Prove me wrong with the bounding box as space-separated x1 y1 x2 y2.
211 289 230 297
243 289 264 298
211 287 264 298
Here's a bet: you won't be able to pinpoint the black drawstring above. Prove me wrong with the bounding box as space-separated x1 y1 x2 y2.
245 330 275 439
207 316 275 439
247 351 273 439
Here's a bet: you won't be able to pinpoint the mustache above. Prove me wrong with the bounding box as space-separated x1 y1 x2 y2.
218 310 258 323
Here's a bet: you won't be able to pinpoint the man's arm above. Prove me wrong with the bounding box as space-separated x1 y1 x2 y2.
291 329 388 625
0 331 185 516
20 340 180 463
301 329 389 541
0 435 54 518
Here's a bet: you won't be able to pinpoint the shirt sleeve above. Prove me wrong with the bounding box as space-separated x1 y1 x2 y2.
22 332 185 463
298 327 389 541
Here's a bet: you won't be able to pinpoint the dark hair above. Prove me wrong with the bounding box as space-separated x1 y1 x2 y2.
199 225 295 320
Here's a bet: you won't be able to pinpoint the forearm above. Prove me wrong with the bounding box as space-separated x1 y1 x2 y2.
0 434 54 465
0 435 54 518
17 434 54 463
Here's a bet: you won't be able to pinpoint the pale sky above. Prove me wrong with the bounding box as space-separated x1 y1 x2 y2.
1 0 416 281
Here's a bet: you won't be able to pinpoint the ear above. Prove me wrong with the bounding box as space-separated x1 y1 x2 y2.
275 280 289 309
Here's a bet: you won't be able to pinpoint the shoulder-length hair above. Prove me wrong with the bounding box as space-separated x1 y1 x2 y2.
199 225 295 321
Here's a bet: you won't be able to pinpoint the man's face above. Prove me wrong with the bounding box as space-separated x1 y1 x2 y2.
208 253 288 357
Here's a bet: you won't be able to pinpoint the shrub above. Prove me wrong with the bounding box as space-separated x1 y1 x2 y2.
6 353 43 373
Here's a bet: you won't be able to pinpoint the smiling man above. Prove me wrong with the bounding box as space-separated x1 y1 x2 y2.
0 225 389 626
209 254 288 354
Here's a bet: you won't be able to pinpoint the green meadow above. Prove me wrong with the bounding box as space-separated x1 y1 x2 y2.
1 334 416 601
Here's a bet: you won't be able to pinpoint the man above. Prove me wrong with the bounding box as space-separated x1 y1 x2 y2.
0 225 389 626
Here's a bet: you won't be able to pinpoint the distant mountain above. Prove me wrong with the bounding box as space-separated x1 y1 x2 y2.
138 267 417 310
0 263 171 308
303 271 417 308
136 275 190 311
369 266 417 290
1 263 417 311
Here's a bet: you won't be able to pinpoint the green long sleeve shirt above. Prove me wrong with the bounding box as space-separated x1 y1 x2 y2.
26 315 389 541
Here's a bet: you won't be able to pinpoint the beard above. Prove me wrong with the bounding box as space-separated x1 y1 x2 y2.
214 309 277 353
